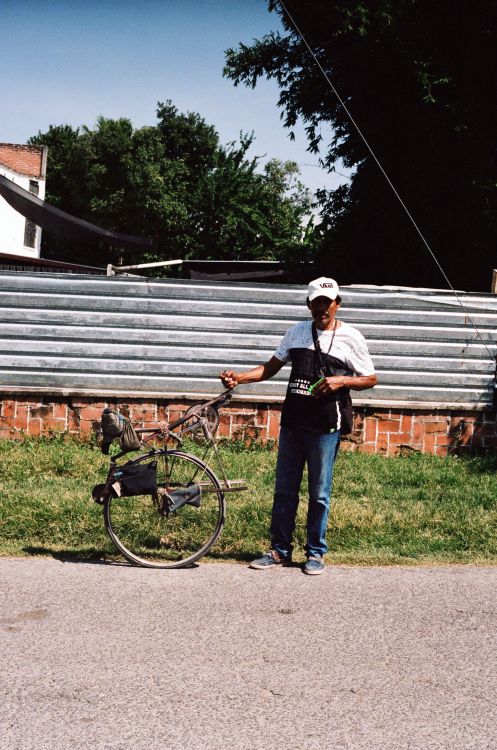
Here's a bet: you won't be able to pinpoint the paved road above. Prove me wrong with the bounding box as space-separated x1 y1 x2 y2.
1 558 496 750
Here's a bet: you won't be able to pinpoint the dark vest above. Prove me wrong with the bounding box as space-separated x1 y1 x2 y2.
281 347 354 434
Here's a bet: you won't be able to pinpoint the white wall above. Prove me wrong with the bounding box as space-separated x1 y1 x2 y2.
0 164 45 257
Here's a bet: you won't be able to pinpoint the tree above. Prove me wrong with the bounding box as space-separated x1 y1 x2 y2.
29 102 311 268
224 1 497 291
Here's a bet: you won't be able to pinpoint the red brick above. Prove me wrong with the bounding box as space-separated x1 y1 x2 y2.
388 433 413 446
41 419 66 433
131 404 157 422
412 421 424 441
218 414 231 437
2 401 16 418
131 413 156 426
0 144 45 177
364 420 377 443
232 413 256 426
157 405 169 422
376 434 389 453
167 410 184 424
168 401 189 412
0 428 17 439
357 443 377 454
68 399 90 408
30 405 52 419
67 410 80 432
423 434 436 454
400 414 413 433
416 412 444 423
424 421 448 435
79 421 93 436
28 420 41 436
53 403 68 419
268 415 281 440
14 405 28 430
377 419 402 433
2 395 497 457
78 406 104 421
435 431 451 444
255 408 269 426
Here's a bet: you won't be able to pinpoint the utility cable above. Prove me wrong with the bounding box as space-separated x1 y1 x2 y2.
278 0 496 363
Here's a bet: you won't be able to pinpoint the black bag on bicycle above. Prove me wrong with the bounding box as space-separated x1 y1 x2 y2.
119 420 141 453
113 461 158 497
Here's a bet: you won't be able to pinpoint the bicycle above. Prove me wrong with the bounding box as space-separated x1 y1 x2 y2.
92 390 247 569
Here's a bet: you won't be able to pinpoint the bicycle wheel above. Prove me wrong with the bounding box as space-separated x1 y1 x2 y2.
103 450 225 568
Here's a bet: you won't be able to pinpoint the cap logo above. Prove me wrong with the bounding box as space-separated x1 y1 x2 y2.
320 283 334 288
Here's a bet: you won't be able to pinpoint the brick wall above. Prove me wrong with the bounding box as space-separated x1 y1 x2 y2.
1 394 495 455
0 144 45 178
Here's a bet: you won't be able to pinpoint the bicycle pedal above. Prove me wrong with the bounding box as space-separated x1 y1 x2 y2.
91 483 106 504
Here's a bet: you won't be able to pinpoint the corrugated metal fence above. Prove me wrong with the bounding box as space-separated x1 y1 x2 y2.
1 271 496 409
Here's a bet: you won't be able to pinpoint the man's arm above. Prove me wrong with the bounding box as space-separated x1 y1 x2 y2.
313 373 377 396
220 356 285 389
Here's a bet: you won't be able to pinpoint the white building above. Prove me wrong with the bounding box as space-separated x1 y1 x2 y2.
0 143 48 258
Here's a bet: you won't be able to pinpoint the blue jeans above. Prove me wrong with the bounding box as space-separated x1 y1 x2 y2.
270 426 341 559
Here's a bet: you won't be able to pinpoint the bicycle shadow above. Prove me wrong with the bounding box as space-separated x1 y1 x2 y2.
22 546 200 569
22 545 123 566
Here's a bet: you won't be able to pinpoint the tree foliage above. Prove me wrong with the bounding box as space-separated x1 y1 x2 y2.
224 1 497 291
29 101 311 268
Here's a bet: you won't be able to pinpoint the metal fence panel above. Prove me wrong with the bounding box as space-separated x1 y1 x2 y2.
0 271 496 408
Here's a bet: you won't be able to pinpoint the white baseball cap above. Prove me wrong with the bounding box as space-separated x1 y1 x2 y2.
307 277 339 303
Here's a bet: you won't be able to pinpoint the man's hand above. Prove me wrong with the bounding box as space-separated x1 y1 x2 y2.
219 370 239 389
219 358 285 388
312 376 348 397
313 373 377 396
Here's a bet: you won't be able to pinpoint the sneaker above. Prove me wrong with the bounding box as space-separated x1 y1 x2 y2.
249 550 289 570
303 555 325 575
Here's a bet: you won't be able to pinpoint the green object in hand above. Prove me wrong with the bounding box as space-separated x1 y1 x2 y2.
308 377 325 394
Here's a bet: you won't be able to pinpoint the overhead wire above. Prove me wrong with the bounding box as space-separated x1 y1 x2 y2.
277 0 497 364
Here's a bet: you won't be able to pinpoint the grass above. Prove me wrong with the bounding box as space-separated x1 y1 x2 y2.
0 435 497 565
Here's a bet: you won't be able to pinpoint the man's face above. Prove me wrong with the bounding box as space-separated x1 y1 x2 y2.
309 295 339 329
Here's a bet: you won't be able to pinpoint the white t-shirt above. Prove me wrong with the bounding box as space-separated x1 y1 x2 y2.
274 320 375 377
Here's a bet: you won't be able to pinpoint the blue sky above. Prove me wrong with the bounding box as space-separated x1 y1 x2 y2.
1 0 348 196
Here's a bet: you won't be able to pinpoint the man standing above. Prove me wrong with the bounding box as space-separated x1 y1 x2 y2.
220 277 376 574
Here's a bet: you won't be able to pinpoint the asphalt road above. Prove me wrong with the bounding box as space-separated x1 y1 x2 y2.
1 558 496 750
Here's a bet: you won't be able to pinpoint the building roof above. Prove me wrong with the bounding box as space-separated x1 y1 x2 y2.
0 143 47 179
0 173 153 252
0 252 105 275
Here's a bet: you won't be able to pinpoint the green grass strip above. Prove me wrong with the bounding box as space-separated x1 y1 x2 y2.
0 436 496 565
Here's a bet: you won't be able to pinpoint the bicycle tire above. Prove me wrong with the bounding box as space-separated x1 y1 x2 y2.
103 450 225 568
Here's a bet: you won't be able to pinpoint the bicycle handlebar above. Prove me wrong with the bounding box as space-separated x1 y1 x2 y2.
134 390 234 437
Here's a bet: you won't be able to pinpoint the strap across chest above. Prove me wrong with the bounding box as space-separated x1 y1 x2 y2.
311 322 337 378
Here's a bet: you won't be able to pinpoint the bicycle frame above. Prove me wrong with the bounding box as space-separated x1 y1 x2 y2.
99 390 246 498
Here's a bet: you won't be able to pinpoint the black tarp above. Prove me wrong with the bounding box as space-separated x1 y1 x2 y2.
0 173 153 251
182 260 288 282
